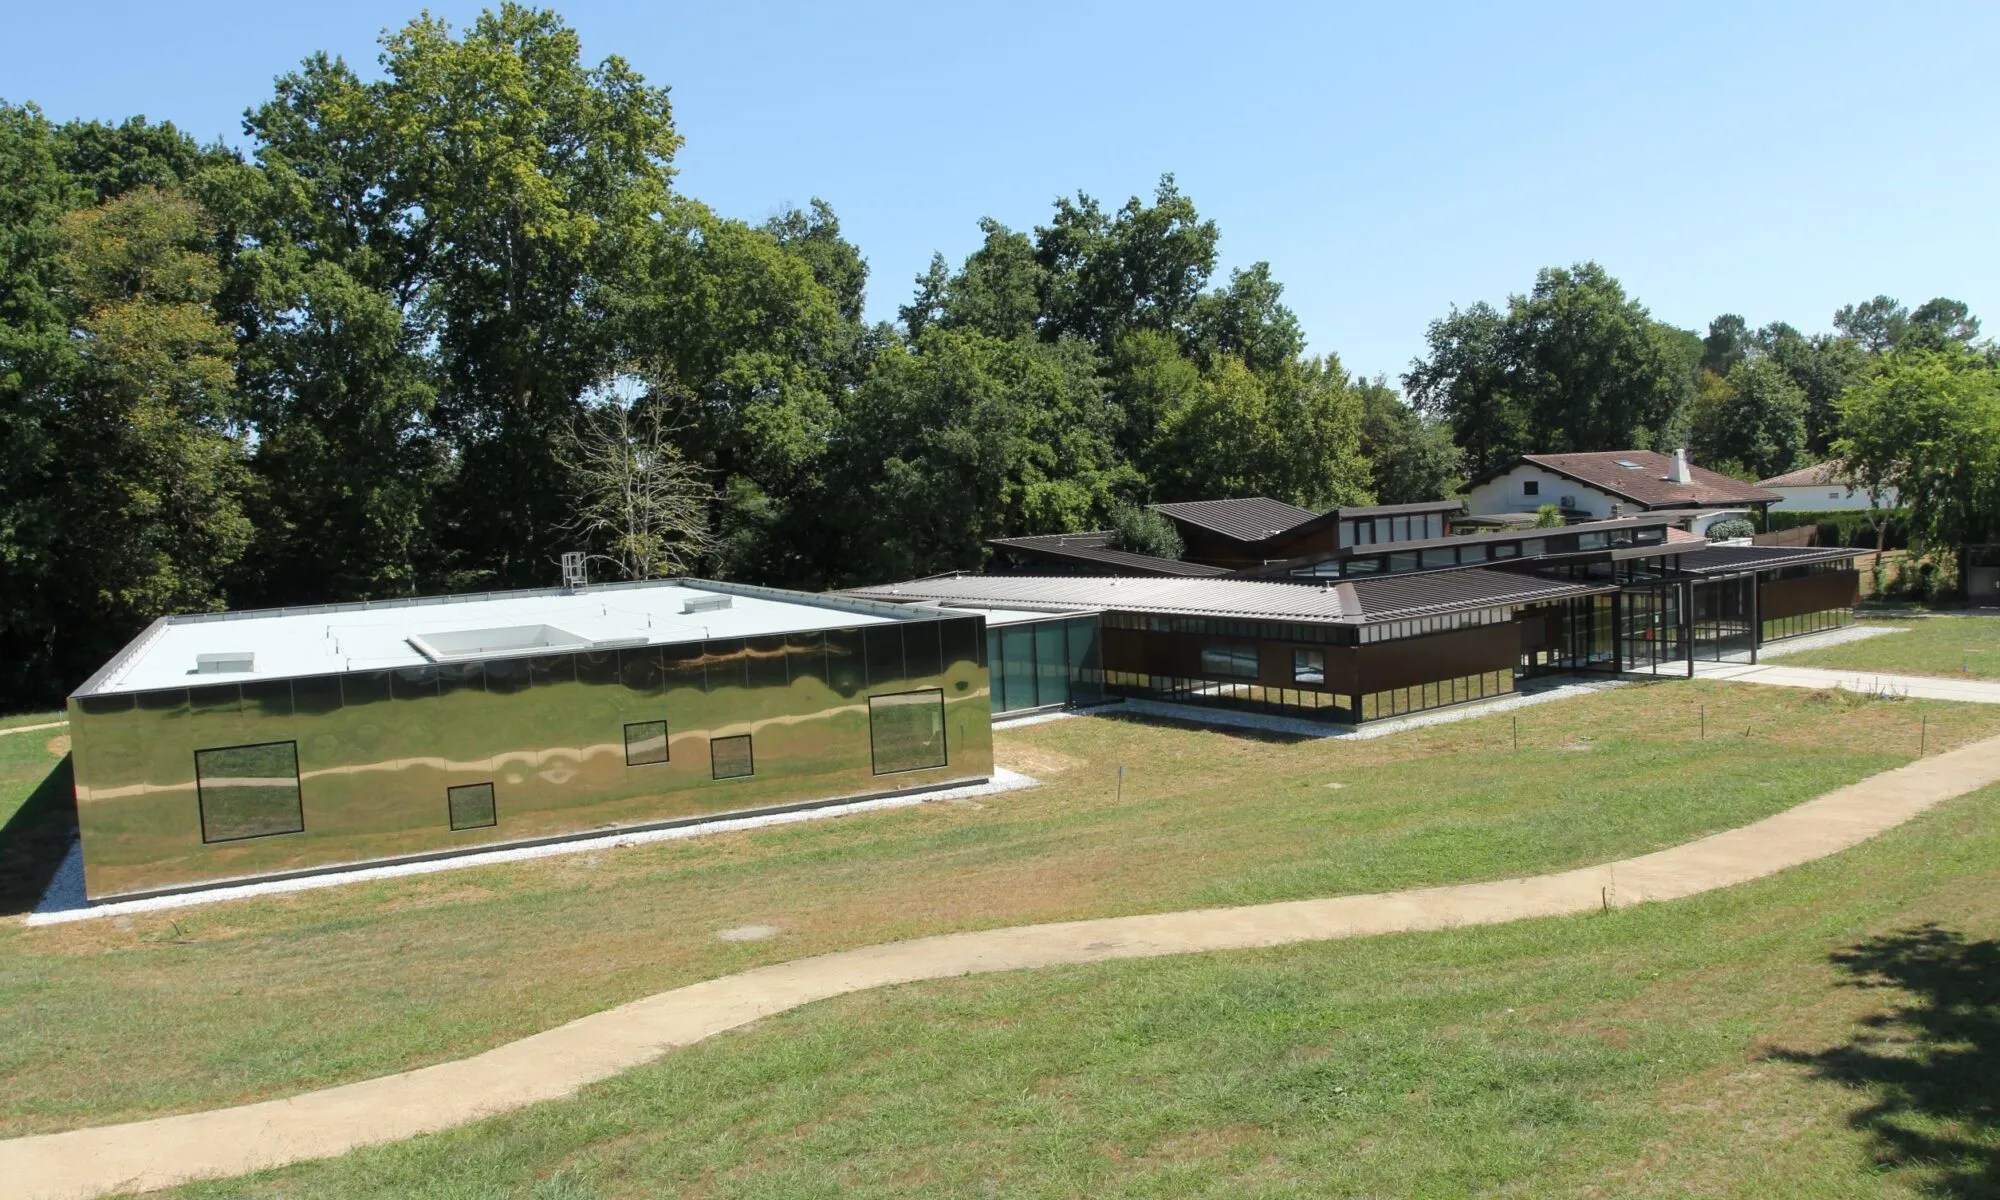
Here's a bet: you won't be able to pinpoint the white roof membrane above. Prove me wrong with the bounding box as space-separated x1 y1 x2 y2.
84 581 911 696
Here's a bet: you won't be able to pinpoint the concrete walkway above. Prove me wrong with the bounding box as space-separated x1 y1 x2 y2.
8 735 2000 1200
1701 662 2000 704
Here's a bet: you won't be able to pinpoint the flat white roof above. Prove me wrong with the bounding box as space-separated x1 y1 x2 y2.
935 604 1101 628
83 580 911 696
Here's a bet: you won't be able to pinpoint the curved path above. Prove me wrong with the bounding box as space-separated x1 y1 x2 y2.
10 734 2000 1200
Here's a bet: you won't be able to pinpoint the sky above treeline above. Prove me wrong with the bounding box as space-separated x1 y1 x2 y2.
5 0 1996 382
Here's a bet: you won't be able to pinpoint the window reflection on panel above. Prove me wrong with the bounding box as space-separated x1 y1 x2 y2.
661 642 705 693
196 740 304 843
392 666 439 700
241 678 294 717
342 671 392 707
1293 649 1325 686
624 720 669 766
784 631 826 686
824 629 865 695
745 635 790 689
292 675 342 716
620 646 665 695
138 687 187 713
188 683 241 717
437 661 484 696
528 653 577 688
869 689 948 774
903 622 943 679
574 650 620 688
483 657 531 695
447 781 497 830
938 617 981 671
710 734 754 780
704 639 747 692
863 626 905 687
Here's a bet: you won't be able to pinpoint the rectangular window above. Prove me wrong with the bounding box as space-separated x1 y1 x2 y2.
1388 552 1418 573
447 782 497 831
624 720 670 766
1578 532 1609 550
710 734 754 780
1199 644 1259 678
1293 649 1325 686
1460 543 1489 563
1520 539 1546 557
196 740 304 843
869 688 948 775
1523 480 1540 496
1421 547 1457 569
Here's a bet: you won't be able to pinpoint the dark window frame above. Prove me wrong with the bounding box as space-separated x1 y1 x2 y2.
447 781 498 831
868 687 950 776
710 734 755 780
1199 643 1260 679
194 740 305 844
624 719 671 767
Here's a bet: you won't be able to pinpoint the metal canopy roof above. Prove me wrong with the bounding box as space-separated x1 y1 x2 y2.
987 532 1230 576
1674 545 1862 575
849 568 1608 626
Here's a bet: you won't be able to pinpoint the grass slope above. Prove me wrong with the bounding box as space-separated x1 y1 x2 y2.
1 680 1995 1138
163 781 2000 1200
1778 616 2000 681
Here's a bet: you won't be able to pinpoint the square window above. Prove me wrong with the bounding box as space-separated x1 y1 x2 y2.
195 740 304 843
448 782 497 831
1293 649 1325 686
711 735 755 780
1523 480 1540 496
869 688 948 775
624 719 670 767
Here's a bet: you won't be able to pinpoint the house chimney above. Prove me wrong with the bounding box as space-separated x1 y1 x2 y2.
1668 448 1692 484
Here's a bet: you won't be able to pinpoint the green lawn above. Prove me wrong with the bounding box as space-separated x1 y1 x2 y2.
2 680 1997 1142
1777 616 2000 681
162 781 2000 1200
0 709 65 734
0 721 73 914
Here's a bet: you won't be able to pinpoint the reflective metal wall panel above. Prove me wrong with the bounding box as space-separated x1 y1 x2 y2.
71 613 995 900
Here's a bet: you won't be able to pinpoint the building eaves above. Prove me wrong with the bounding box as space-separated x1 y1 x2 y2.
1518 451 1782 508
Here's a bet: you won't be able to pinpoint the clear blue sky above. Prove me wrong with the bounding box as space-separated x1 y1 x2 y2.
6 1 1996 381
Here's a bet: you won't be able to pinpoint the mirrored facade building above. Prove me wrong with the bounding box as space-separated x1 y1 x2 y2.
68 580 992 901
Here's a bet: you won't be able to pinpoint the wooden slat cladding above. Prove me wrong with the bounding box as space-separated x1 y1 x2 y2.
1759 570 1859 621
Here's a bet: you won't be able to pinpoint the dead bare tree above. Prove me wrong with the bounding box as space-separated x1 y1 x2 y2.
555 393 714 580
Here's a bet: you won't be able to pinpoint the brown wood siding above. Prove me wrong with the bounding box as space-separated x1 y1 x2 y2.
1759 570 1860 621
1099 625 1358 694
1355 622 1518 694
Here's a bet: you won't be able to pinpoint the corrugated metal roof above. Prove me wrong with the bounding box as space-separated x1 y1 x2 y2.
988 532 1230 576
1333 499 1466 520
849 568 1607 625
1676 545 1861 574
1149 497 1319 541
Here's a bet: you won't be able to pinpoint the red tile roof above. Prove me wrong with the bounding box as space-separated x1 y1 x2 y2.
1519 451 1779 508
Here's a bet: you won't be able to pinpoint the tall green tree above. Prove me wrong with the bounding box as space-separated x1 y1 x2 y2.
1356 378 1463 503
1690 356 1807 480
1405 264 1693 473
1835 350 2000 548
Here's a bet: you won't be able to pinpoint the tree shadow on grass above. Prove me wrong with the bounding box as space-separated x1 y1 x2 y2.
0 754 75 916
1770 924 2000 1198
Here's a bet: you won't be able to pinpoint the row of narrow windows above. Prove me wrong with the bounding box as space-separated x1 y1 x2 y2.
191 689 949 845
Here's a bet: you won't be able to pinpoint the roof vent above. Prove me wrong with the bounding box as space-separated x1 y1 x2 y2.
683 595 732 615
196 652 254 674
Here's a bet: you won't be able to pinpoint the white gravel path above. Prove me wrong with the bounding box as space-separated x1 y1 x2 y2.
26 769 1040 927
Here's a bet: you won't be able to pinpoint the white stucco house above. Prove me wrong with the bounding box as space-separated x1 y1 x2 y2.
1756 462 1900 513
1463 449 1780 535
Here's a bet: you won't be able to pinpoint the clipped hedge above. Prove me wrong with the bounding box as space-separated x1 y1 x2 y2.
1763 507 1912 550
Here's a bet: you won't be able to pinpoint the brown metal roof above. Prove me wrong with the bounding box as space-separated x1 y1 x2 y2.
1228 515 1688 578
1515 451 1780 508
1675 545 1860 575
1149 497 1319 541
1333 499 1466 520
847 568 1608 625
987 532 1230 577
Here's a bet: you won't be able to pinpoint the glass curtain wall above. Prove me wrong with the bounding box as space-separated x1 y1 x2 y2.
1690 576 1756 662
1619 582 1689 673
986 616 1103 714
